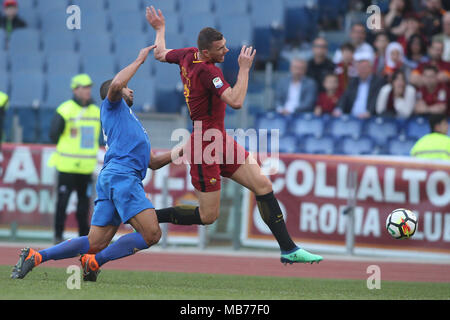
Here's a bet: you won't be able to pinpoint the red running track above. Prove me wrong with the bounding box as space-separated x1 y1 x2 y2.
1 246 449 283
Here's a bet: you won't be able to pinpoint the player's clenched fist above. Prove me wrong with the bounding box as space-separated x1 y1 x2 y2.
238 45 256 70
146 6 165 31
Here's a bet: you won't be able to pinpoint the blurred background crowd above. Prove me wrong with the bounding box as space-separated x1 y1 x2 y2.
0 0 449 156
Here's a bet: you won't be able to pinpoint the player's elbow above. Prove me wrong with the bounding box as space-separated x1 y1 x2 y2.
154 50 166 62
229 101 243 109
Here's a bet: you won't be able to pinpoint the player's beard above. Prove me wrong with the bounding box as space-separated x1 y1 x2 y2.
124 95 133 107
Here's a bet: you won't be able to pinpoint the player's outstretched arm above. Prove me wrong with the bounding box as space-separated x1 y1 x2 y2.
220 45 256 109
108 45 156 102
148 146 183 170
146 6 171 62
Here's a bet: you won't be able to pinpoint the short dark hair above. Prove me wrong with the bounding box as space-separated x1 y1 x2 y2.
429 114 447 132
341 42 355 52
197 27 223 51
423 65 439 74
100 79 113 100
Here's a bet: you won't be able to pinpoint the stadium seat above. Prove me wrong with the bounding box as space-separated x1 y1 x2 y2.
44 74 74 109
37 108 56 144
255 112 288 137
217 14 252 48
386 137 416 156
0 50 8 74
128 76 156 112
290 114 325 138
337 136 375 155
364 117 399 146
107 0 141 14
154 61 183 91
70 0 105 12
301 135 335 154
78 33 112 56
19 9 40 29
3 107 14 142
406 117 430 140
81 55 117 80
161 12 181 34
77 12 110 34
249 0 284 28
110 11 145 36
327 116 363 139
214 0 248 15
221 47 241 84
114 33 151 71
40 9 68 33
0 72 8 93
8 29 40 52
284 6 318 43
0 30 5 51
42 30 77 53
252 26 284 63
144 0 177 13
155 88 183 113
10 72 45 108
46 51 81 76
182 13 217 45
10 52 44 73
36 0 68 13
165 33 186 51
15 107 39 143
278 135 299 153
179 0 212 14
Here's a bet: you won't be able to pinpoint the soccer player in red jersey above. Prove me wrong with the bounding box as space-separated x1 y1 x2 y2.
146 6 322 264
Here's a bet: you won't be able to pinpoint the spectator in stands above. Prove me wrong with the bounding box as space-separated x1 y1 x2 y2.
48 74 101 244
410 39 450 87
404 34 430 71
433 12 450 62
333 51 385 119
335 42 357 93
0 0 26 38
307 37 335 92
384 0 413 37
396 13 424 52
376 70 416 118
421 0 446 41
373 32 390 76
333 23 375 65
314 73 342 116
275 58 317 115
0 90 8 149
414 65 449 116
384 42 409 81
410 113 450 160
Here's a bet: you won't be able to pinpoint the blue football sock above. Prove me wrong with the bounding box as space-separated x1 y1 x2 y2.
95 232 149 267
39 236 90 263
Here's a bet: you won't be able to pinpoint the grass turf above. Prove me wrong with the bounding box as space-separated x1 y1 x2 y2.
1 265 449 300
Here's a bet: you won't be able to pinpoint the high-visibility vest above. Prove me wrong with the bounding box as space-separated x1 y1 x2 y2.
410 132 450 161
0 91 8 109
48 100 101 174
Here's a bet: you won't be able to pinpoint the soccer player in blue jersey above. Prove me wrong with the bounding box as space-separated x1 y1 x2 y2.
11 44 176 281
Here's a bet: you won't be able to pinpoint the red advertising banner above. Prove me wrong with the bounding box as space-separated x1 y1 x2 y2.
241 154 450 256
0 143 199 243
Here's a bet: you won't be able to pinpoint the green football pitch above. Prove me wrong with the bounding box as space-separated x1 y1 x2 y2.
1 266 449 300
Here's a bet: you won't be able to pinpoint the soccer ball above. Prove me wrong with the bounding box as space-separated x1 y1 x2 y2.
386 208 417 239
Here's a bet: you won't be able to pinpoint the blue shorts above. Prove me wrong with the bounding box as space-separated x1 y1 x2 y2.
91 163 154 227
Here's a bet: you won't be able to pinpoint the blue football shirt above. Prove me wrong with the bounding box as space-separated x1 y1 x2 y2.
100 98 151 180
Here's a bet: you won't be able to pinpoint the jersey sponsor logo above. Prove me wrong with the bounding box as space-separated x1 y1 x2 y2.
212 77 223 89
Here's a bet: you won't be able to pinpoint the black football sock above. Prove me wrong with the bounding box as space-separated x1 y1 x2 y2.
156 206 204 225
255 191 297 252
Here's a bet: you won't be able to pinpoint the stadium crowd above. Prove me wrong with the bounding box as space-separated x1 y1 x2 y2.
0 0 449 155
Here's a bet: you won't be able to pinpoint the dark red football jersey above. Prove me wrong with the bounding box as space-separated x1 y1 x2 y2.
166 47 230 131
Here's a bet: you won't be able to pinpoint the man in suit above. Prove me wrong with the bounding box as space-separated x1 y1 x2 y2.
333 51 385 119
275 58 318 115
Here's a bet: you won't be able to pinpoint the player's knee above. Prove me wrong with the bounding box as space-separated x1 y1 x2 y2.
199 208 219 225
88 240 108 253
142 227 161 247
